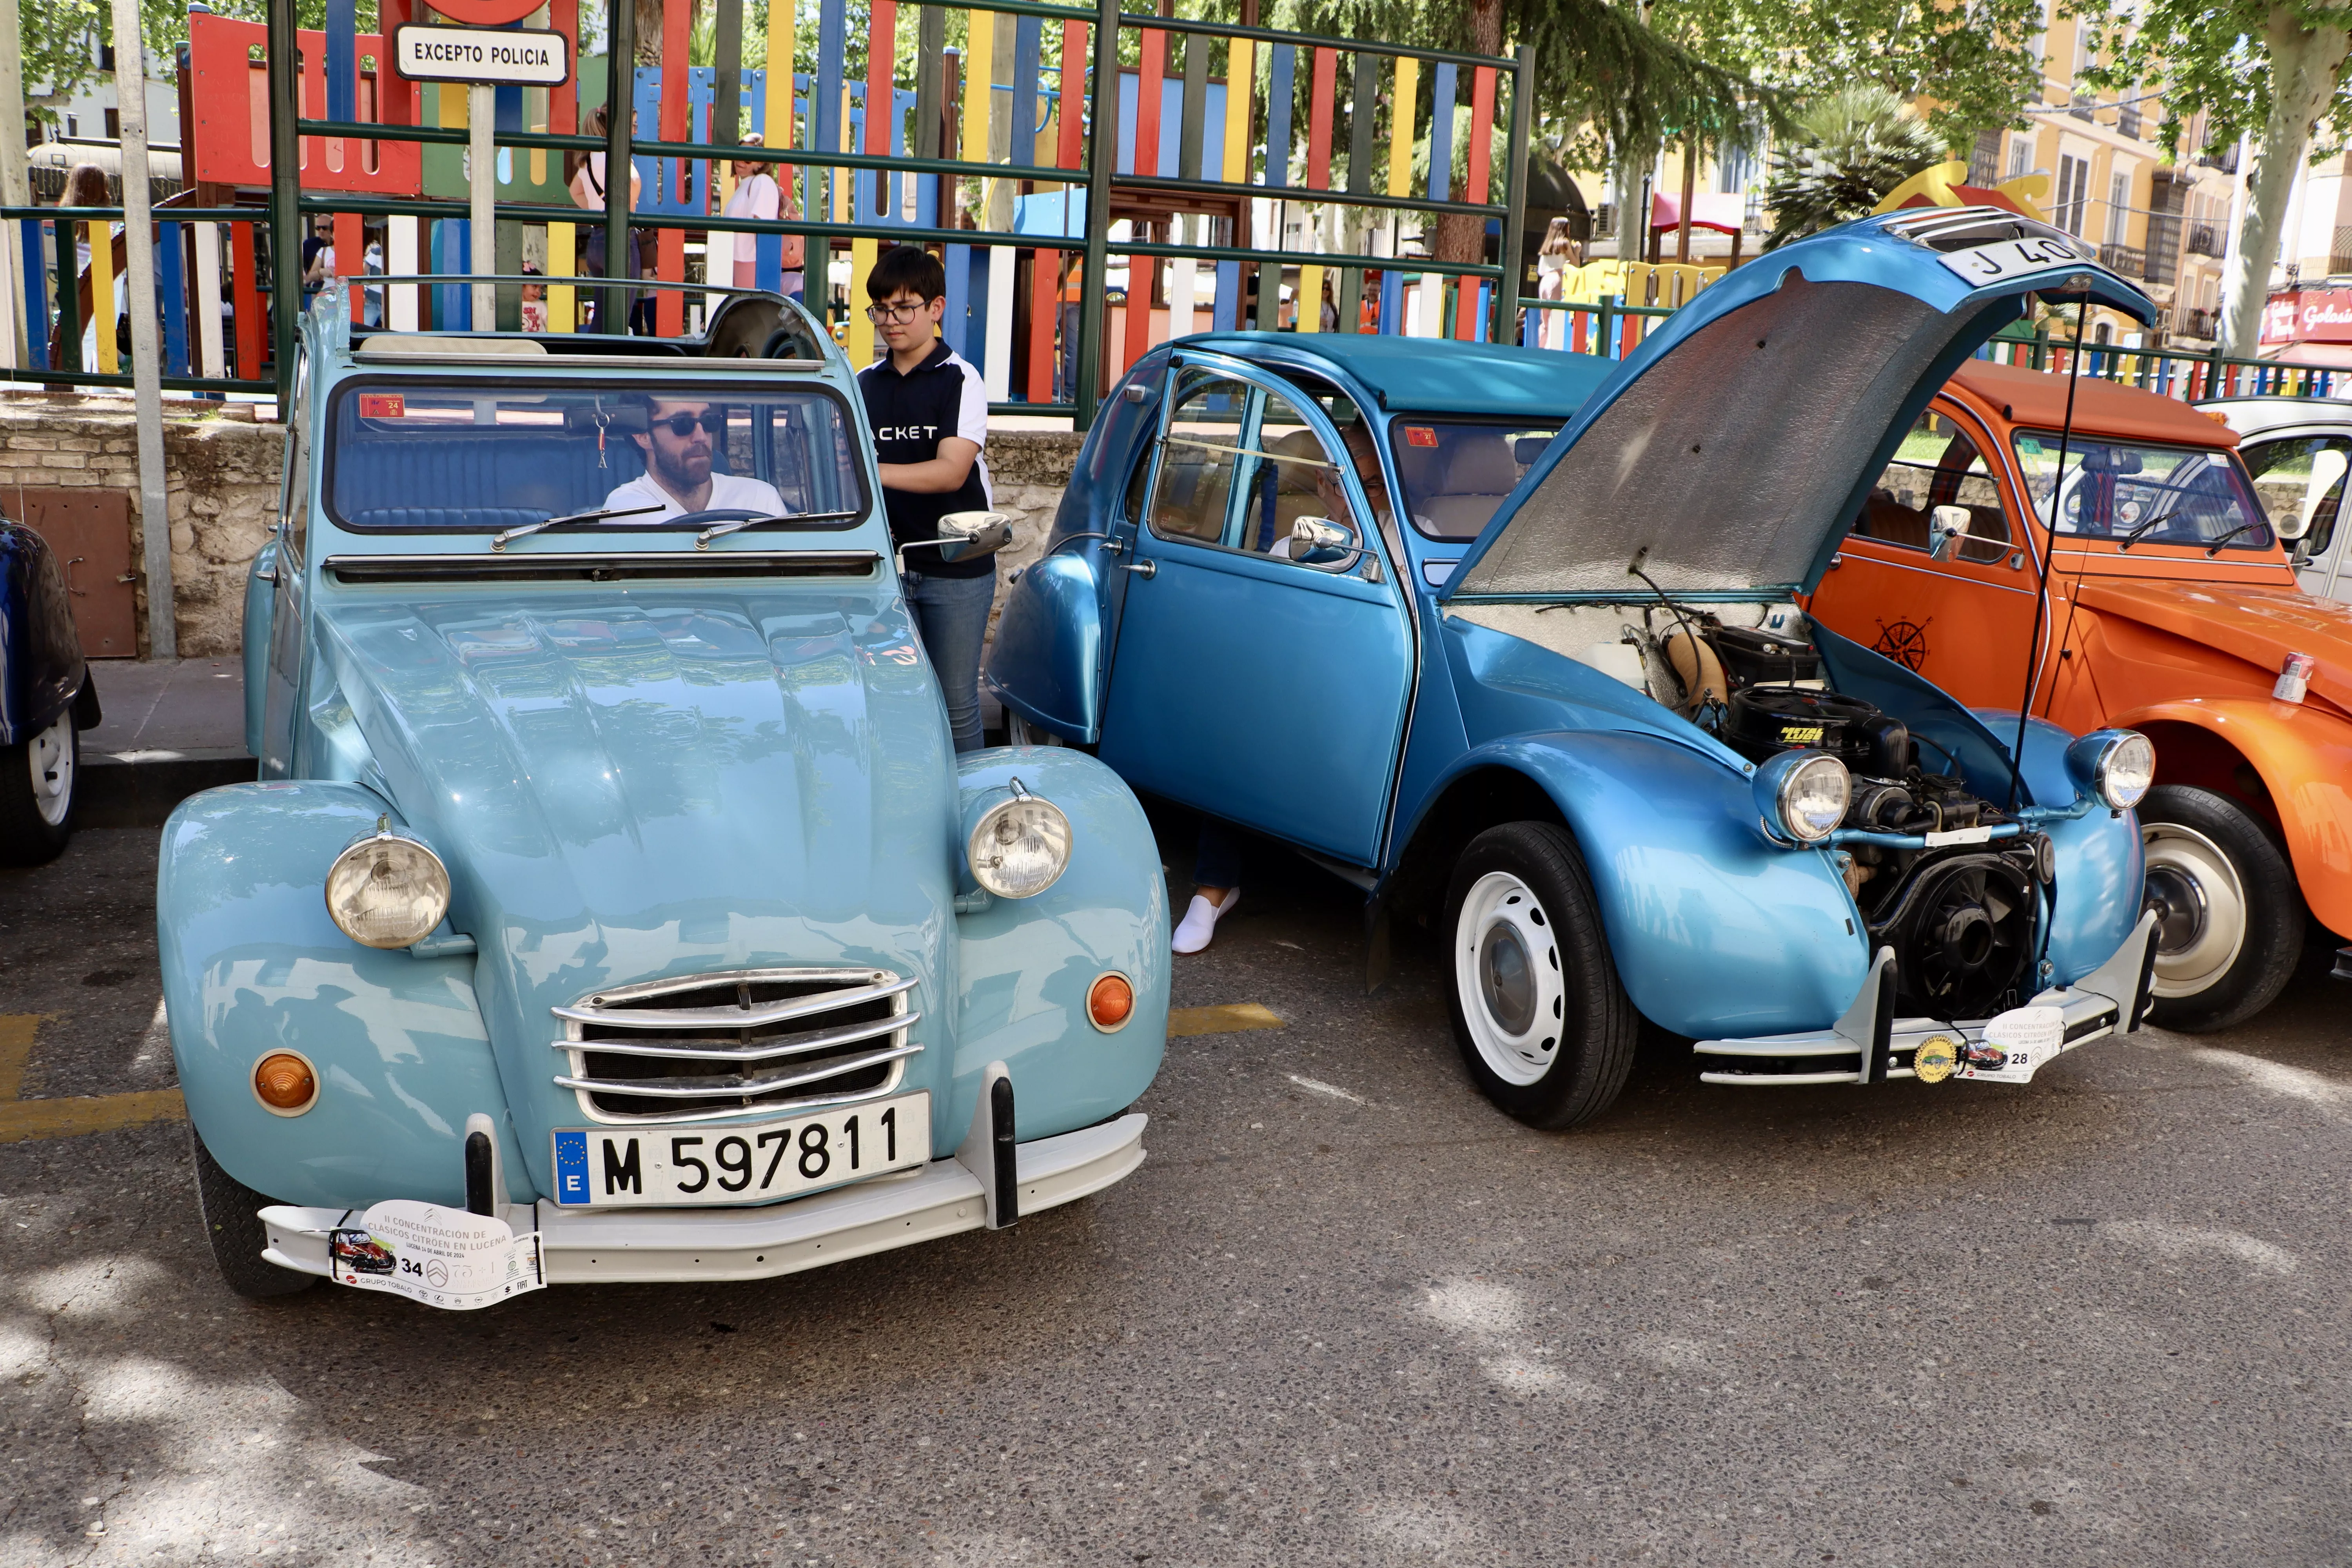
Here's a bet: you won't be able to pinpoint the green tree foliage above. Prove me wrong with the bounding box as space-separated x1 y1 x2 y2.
20 0 189 126
1758 82 1947 249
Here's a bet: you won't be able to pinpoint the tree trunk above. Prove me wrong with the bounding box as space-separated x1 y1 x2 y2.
635 0 704 65
2221 4 2352 356
1431 0 1502 263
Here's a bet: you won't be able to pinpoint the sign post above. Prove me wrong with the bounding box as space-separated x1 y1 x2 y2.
113 0 175 657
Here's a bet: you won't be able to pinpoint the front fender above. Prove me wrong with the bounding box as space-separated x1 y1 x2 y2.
985 551 1105 744
157 780 526 1210
2117 695 2352 938
1406 735 1871 1039
949 749 1168 1136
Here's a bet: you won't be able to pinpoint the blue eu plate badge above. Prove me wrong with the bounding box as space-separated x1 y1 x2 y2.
552 1130 591 1205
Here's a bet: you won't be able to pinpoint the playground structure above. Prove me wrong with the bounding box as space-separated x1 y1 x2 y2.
1 6 2343 420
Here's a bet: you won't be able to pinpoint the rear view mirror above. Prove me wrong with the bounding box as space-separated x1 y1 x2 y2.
1928 505 1972 561
1514 437 1552 465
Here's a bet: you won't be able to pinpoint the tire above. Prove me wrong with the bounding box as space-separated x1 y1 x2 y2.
2140 784 2304 1033
1442 822 1639 1128
0 710 77 867
191 1128 318 1300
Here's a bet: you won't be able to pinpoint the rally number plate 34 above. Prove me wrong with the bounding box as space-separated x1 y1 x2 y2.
1936 235 2089 287
552 1093 931 1208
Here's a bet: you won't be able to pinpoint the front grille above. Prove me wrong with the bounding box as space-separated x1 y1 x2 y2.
552 968 920 1125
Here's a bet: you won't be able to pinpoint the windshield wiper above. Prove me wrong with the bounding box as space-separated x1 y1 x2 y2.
694 509 863 549
492 503 665 552
2203 519 2270 556
2112 512 2172 550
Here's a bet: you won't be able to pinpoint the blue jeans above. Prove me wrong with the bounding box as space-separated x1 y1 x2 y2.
1194 821 1243 889
903 568 996 753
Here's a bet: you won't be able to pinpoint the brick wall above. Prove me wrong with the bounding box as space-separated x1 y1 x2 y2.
0 398 1082 660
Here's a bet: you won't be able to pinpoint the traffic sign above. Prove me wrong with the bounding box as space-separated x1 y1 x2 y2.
392 24 571 86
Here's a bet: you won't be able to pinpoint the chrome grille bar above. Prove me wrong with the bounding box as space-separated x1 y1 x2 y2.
554 1042 921 1099
548 1009 921 1065
554 973 918 1032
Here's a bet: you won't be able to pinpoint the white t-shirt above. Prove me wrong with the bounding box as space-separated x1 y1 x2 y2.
724 172 780 271
601 470 787 520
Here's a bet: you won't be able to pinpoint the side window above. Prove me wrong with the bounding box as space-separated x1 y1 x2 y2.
1240 392 1348 559
2242 435 2349 562
279 351 313 564
1856 409 2011 564
1147 375 1247 544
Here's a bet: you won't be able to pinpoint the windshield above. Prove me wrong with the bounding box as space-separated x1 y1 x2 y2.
325 382 867 533
1388 419 1560 541
2011 431 2274 552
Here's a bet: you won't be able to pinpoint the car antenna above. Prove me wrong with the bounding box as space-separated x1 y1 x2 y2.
2007 276 2093 814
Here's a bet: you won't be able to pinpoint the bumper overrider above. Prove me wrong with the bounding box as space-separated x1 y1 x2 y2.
254 1064 1146 1308
1691 911 2160 1087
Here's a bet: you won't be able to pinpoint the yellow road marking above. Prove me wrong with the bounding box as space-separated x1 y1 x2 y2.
0 1088 186 1144
0 1014 36 1101
1168 1003 1285 1038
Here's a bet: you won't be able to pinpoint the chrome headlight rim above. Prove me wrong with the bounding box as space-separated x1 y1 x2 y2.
965 780 1073 900
1754 749 1852 845
323 826 453 949
2066 729 2155 811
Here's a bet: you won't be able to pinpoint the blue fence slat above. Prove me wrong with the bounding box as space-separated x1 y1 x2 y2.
1428 63 1455 202
19 220 47 369
816 0 847 224
158 221 189 374
1265 45 1293 187
1013 15 1042 160
1213 259 1239 332
944 243 971 356
325 0 356 122
434 221 470 329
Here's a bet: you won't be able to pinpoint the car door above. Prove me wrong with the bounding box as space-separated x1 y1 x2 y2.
1097 355 1413 867
1807 401 2045 714
2238 429 2352 601
259 348 313 777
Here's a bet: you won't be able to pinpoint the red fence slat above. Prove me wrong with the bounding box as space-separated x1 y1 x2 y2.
1307 48 1336 190
1465 65 1494 205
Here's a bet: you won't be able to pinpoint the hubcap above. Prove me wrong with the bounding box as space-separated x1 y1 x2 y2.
2142 822 2246 998
26 713 73 828
1455 871 1567 1087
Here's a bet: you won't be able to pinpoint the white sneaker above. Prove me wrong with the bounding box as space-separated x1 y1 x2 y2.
1171 889 1240 955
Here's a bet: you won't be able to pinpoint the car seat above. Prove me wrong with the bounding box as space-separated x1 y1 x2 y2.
1417 434 1519 539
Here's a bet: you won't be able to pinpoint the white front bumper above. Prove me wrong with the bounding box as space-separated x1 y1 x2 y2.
259 1112 1145 1288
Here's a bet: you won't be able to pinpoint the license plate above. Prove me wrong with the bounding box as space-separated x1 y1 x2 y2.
1937 236 2089 288
551 1093 930 1208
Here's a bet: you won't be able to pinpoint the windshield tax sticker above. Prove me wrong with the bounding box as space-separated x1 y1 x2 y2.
1956 1005 2065 1084
1938 237 2085 287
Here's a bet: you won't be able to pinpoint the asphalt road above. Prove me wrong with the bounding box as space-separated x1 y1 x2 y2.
3 818 2349 1566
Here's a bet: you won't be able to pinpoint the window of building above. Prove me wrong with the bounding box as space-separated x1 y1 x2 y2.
2106 172 2132 245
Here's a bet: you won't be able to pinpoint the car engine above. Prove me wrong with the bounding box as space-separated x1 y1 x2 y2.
1659 613 2048 1021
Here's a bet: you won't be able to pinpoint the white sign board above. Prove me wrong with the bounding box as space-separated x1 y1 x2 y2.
392 24 572 86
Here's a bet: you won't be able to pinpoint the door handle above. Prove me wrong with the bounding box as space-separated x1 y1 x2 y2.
1826 554 1844 570
62 555 87 597
1120 559 1157 579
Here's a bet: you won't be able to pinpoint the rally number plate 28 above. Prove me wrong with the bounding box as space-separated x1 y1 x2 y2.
1936 236 2088 287
552 1093 930 1208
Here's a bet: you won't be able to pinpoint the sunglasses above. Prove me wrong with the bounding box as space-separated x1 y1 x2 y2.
652 411 726 437
864 301 928 324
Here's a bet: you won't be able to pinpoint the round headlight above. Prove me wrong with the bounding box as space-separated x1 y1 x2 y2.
324 830 452 949
2066 729 2156 810
967 787 1072 899
1754 750 1851 844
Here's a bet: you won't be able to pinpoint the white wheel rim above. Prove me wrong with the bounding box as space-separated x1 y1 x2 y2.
26 712 73 828
1454 870 1567 1087
2143 821 2247 998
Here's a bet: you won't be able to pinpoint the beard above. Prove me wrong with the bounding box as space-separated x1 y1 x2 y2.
651 441 712 493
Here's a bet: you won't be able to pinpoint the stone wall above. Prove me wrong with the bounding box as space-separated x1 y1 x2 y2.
0 395 280 659
0 394 1080 659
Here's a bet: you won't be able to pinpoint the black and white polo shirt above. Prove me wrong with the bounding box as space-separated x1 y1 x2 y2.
858 339 995 577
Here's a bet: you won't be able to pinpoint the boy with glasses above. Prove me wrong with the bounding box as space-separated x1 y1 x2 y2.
857 245 995 753
601 396 785 518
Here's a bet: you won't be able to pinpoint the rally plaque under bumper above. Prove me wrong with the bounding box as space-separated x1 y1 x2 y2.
1690 911 2159 1087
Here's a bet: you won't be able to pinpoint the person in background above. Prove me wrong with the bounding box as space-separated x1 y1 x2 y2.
302 217 336 310
569 105 644 332
1319 277 1339 334
857 245 995 753
1536 217 1577 351
519 263 548 332
720 134 807 298
362 237 385 328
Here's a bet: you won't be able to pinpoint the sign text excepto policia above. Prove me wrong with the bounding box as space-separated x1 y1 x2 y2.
391 24 572 87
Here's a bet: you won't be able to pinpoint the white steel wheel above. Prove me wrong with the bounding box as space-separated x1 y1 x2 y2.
1454 869 1569 1087
27 711 74 827
2143 820 2248 1000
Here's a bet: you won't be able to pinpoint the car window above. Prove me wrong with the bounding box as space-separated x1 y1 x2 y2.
1387 419 1558 540
2240 434 2348 562
1239 391 1354 559
1147 374 1247 545
280 349 312 564
1856 410 2011 565
2012 431 2274 552
324 382 867 532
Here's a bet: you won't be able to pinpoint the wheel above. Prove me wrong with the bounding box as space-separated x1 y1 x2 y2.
2139 784 2304 1032
191 1128 318 1300
1442 822 1639 1128
0 710 77 867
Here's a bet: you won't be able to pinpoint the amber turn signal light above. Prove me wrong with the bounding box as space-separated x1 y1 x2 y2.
1087 972 1135 1033
252 1051 318 1115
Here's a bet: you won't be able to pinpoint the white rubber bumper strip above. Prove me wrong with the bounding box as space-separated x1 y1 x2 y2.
258 1112 1147 1285
1690 910 2160 1087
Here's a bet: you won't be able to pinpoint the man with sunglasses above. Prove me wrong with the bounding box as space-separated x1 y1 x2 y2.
857 246 995 753
601 396 786 519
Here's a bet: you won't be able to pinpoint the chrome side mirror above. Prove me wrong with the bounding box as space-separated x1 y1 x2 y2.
898 510 1014 570
1287 515 1368 572
1928 505 1971 562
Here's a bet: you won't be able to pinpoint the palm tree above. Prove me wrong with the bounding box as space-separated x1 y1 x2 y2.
1759 85 1947 250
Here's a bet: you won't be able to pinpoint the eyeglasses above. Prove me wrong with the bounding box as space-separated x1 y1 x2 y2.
653 411 726 438
864 302 927 324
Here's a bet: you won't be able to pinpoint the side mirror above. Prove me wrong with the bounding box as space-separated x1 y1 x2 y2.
1287 515 1368 571
898 510 1014 570
1928 505 1972 561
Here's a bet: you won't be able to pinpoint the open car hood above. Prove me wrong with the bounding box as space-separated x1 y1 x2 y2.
1443 209 2155 602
